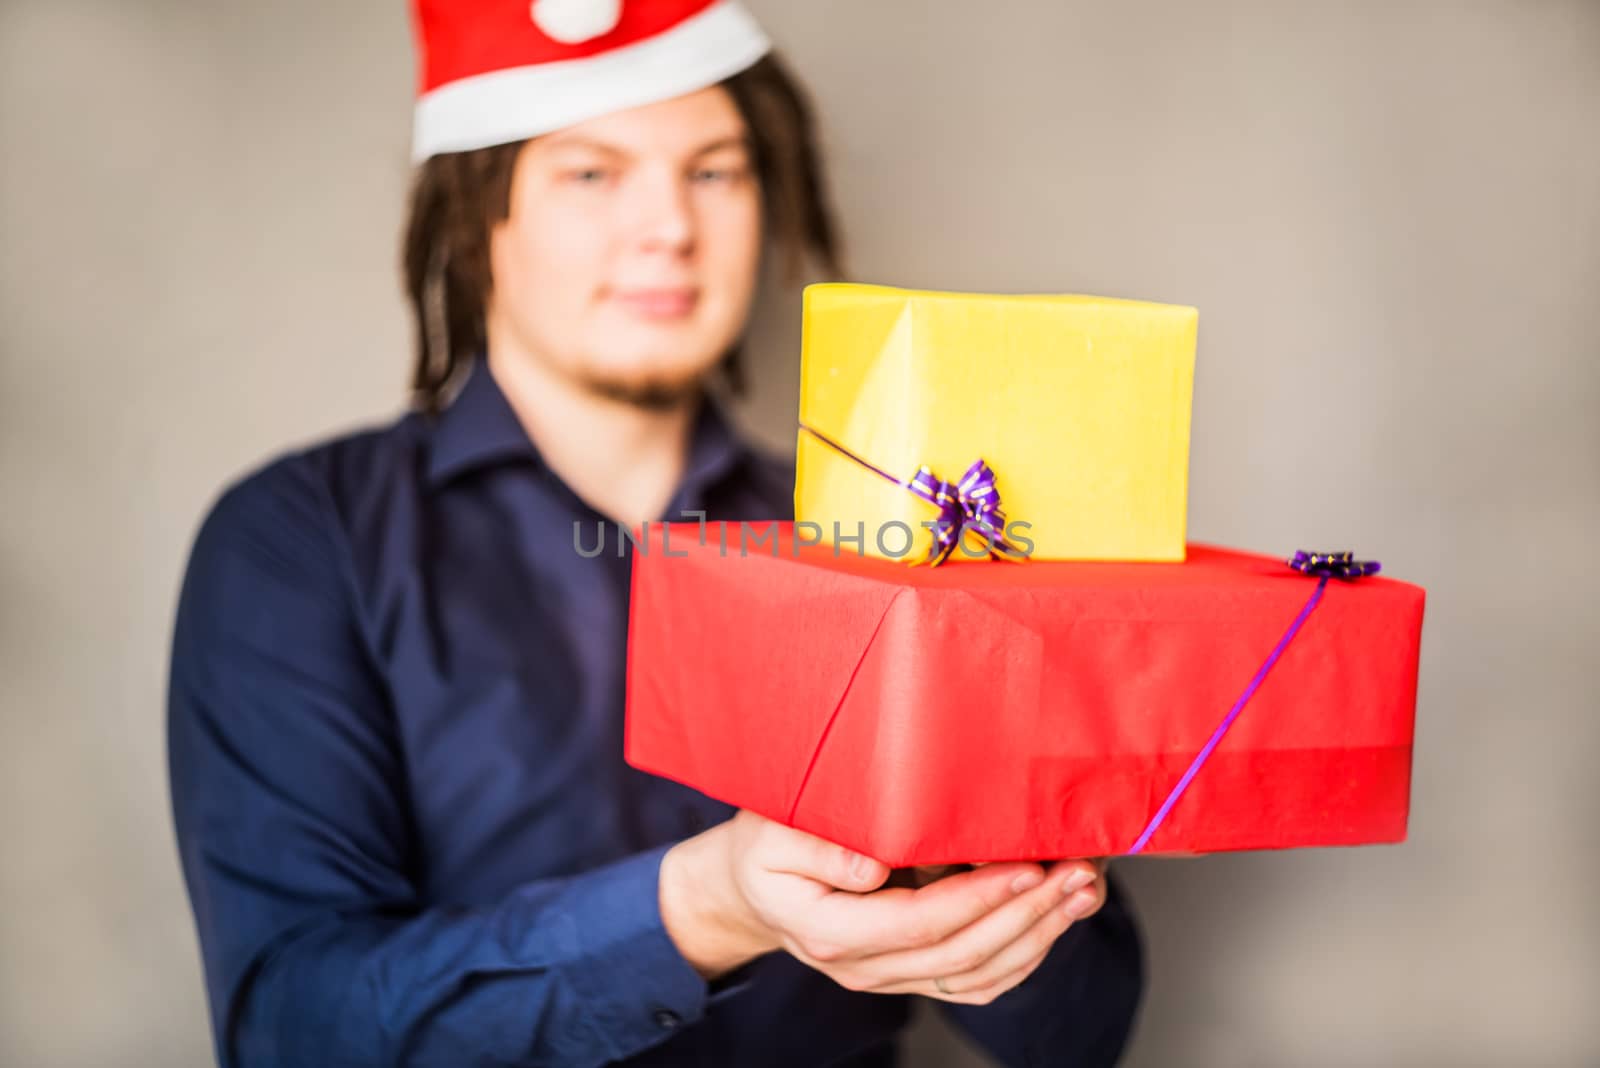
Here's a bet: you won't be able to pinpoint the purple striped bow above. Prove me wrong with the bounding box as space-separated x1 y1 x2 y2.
798 424 1023 566
905 459 1018 565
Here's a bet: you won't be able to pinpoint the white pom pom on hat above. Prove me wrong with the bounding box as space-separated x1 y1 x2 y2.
410 0 772 162
530 0 623 44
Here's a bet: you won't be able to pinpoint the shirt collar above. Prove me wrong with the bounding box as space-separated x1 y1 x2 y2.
425 358 540 487
673 390 750 517
426 358 753 510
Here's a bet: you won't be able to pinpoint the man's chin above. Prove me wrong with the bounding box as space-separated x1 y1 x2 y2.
584 372 704 412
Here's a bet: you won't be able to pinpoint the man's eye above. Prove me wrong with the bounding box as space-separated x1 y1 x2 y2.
567 168 612 184
692 167 745 184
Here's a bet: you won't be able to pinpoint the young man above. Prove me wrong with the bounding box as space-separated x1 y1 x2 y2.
167 2 1145 1064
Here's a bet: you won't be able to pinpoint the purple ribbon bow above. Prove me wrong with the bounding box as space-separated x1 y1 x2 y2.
798 424 1022 565
904 459 1018 565
1288 550 1381 581
1125 548 1384 855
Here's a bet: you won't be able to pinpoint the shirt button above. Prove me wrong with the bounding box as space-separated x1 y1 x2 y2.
653 1008 682 1031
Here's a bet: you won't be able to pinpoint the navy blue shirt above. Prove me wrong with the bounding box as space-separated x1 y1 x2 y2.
168 359 1144 1067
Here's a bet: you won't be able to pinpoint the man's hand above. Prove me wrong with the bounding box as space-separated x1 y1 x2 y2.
660 811 1107 1005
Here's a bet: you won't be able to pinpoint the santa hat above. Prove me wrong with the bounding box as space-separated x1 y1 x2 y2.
409 0 773 162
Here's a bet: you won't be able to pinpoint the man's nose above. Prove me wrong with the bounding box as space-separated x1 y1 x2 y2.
630 167 695 254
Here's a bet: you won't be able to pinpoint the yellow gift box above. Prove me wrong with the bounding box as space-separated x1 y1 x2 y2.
794 283 1198 562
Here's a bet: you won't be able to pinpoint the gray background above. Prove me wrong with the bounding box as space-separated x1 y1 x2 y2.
2 1 1597 1065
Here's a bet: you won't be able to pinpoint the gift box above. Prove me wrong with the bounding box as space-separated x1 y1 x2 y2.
624 525 1426 865
794 284 1199 563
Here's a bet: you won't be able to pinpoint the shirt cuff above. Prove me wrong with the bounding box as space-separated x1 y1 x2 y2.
563 844 710 1061
707 959 759 1006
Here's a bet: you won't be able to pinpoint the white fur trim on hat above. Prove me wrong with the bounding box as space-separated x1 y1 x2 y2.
413 0 772 161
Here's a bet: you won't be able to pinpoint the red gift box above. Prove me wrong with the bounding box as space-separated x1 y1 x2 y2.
624 523 1426 865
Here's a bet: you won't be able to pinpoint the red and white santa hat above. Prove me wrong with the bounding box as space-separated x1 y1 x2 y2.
409 0 773 162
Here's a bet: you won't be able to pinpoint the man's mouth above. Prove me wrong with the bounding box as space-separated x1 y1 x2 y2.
610 287 700 320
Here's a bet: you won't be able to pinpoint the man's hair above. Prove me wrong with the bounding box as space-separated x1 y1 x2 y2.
401 53 843 414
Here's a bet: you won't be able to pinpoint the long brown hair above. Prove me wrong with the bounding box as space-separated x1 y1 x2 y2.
401 53 843 415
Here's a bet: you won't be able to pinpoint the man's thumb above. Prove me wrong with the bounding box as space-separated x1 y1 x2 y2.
835 847 890 892
782 826 889 891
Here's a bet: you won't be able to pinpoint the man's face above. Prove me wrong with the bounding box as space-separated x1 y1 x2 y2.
487 86 763 405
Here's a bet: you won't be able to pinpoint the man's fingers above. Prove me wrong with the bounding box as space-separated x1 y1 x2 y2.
1064 873 1107 922
740 814 1112 981
937 946 1055 1005
847 860 1095 988
873 943 1054 1004
868 868 1104 1002
928 877 1099 996
788 860 1057 962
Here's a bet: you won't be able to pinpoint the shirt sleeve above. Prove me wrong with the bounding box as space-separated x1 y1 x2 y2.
167 457 708 1068
935 871 1145 1067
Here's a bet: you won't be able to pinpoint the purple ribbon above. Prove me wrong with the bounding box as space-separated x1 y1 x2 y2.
1125 550 1382 855
798 423 1022 565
